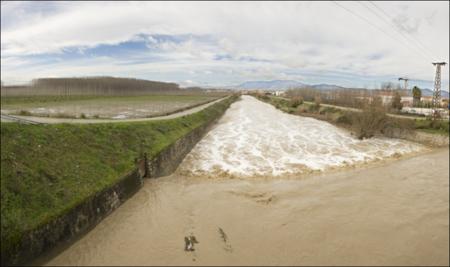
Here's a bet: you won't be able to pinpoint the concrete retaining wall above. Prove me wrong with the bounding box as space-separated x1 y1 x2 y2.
385 128 449 147
147 97 235 178
148 121 216 178
6 168 144 266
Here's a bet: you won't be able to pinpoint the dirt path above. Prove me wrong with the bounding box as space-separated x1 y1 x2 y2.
41 148 449 266
307 101 433 120
0 113 42 124
275 96 441 121
0 97 227 124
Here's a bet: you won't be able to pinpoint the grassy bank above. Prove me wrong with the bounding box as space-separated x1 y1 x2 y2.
255 95 449 137
0 95 238 258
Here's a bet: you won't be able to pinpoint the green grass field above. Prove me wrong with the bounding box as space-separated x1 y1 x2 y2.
1 95 219 119
0 95 237 258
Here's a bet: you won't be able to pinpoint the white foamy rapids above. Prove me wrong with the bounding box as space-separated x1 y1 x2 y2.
178 96 425 177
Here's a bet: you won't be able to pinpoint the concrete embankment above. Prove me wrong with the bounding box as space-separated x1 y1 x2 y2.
385 128 449 147
1 95 239 266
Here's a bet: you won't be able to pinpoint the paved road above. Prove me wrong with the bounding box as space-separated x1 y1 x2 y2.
317 102 438 120
0 97 228 124
0 114 43 124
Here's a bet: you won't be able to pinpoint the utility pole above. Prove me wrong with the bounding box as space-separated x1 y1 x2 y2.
432 62 446 118
398 77 409 91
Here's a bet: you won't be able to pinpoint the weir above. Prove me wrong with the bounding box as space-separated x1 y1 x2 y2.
178 95 425 178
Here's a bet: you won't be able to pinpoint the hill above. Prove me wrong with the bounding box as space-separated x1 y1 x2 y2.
237 80 308 90
235 80 449 98
236 80 347 91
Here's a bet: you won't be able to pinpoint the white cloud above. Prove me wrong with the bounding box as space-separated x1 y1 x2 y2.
1 1 449 88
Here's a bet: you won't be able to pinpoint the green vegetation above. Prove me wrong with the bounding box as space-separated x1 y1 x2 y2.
255 94 449 138
289 96 303 108
414 118 449 135
1 77 180 96
1 77 230 99
0 95 237 258
350 100 388 139
412 86 421 107
390 92 403 111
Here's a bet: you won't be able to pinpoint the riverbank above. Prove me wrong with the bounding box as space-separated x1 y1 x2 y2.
0 95 239 265
42 148 449 266
255 95 449 147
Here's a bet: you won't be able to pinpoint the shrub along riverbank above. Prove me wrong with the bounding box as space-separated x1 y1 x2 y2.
0 95 238 261
255 94 449 139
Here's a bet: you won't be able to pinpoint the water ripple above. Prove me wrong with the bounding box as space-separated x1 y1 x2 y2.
178 96 425 177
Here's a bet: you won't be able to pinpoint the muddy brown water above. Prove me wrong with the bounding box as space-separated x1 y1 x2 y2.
41 148 449 266
40 97 449 266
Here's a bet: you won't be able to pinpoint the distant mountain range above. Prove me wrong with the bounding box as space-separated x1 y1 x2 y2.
419 88 449 98
234 80 449 98
237 80 307 90
236 80 345 91
402 88 449 98
310 83 346 90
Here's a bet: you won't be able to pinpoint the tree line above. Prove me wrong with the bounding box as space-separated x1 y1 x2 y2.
284 85 431 110
1 77 183 96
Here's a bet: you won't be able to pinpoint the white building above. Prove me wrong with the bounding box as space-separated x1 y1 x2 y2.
273 90 284 96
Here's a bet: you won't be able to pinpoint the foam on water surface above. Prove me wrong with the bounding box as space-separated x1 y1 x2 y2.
178 96 425 177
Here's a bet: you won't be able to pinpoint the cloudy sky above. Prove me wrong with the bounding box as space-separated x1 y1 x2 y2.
1 1 449 90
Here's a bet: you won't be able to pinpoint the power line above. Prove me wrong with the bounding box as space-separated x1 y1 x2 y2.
368 1 438 59
367 1 439 60
332 1 430 62
358 1 435 60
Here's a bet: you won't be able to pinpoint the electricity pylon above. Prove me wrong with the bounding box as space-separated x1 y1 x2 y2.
432 62 446 118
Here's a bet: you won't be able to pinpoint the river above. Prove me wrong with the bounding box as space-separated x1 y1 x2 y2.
42 96 449 266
